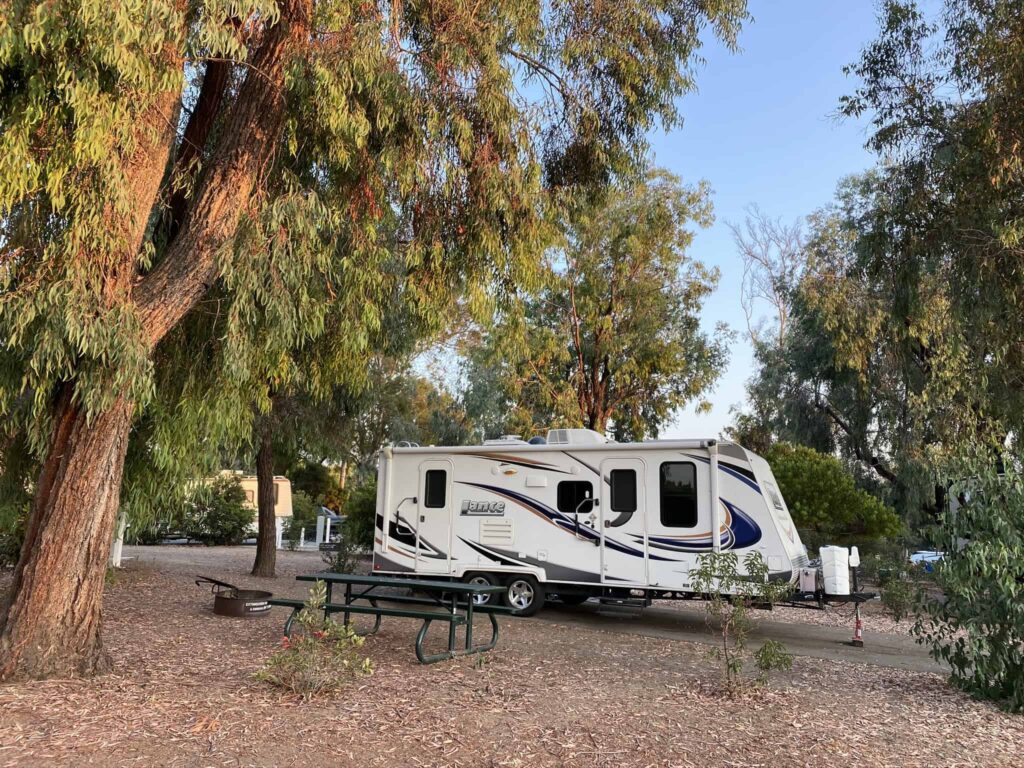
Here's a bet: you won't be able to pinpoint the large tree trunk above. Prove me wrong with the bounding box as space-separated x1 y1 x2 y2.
0 389 134 681
0 0 311 681
0 71 181 682
252 430 277 578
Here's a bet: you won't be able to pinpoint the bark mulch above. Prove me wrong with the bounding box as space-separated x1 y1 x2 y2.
0 546 1021 767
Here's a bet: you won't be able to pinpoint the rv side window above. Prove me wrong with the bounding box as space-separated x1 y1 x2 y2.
609 470 637 513
424 469 447 508
557 481 594 513
660 462 697 527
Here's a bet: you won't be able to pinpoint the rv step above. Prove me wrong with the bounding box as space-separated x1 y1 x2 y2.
597 596 651 608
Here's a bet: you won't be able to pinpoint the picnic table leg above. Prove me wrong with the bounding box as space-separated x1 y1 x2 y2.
283 607 299 637
465 595 475 651
415 619 452 664
343 583 352 627
365 598 382 636
446 597 458 656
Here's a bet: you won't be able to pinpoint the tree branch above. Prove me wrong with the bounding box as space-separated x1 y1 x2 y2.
135 0 311 348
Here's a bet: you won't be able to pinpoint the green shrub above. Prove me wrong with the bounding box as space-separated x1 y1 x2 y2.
880 577 916 622
284 490 318 549
915 452 1024 712
182 475 253 546
342 476 377 551
754 639 793 684
766 443 902 542
255 581 372 698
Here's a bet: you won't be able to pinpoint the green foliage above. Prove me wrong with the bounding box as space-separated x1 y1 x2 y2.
753 639 793 685
732 0 1024 522
690 551 794 695
255 581 372 699
342 475 378 552
0 511 24 571
765 442 902 541
880 577 916 624
181 475 253 546
291 490 317 527
915 451 1024 712
320 535 362 575
464 170 730 440
288 463 338 507
0 0 751 544
283 490 317 550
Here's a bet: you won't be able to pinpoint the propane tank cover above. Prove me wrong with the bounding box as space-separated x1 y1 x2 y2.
820 545 851 596
849 545 861 568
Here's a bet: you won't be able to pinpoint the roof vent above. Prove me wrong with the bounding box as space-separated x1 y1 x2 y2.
545 429 612 446
483 435 527 445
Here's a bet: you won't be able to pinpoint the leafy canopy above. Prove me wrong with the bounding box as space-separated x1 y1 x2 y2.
732 0 1024 522
0 0 751 522
464 170 730 441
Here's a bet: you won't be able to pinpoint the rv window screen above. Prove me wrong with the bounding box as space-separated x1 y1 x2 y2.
609 470 637 513
424 469 447 508
660 462 697 527
557 481 594 514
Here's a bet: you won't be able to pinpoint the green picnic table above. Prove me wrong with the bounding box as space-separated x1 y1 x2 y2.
269 572 512 664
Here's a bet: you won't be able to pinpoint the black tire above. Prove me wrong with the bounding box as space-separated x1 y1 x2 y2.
504 574 545 616
463 572 500 606
556 594 590 606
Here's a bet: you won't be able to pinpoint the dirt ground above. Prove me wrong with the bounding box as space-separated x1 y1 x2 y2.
1 546 1022 768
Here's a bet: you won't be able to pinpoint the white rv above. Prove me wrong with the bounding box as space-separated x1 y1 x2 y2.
372 429 808 615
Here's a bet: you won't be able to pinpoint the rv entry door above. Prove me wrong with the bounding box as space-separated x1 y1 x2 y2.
415 460 453 574
598 458 648 585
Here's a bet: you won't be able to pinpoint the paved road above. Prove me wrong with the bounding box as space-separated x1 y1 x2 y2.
535 601 945 674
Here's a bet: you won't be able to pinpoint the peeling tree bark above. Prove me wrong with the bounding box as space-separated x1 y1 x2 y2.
0 0 312 681
0 390 135 680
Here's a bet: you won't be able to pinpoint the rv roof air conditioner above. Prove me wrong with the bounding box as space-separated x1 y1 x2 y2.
545 428 613 446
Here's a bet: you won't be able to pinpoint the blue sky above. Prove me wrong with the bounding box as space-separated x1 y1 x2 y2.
656 1 881 440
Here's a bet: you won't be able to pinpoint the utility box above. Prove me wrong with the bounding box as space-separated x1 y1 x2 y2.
799 567 818 592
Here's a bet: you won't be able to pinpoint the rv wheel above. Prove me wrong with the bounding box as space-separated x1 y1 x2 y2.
463 573 499 606
505 575 545 616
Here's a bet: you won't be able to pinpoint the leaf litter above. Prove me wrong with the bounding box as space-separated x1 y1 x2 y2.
0 546 1021 767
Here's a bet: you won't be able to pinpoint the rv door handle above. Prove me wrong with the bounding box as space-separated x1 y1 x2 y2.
420 515 425 523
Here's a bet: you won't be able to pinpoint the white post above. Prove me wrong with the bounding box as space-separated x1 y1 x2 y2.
300 527 305 548
709 441 721 555
379 446 394 553
275 518 284 550
109 508 128 568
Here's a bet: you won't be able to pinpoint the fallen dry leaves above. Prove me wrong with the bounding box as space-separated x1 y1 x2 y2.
0 546 1021 767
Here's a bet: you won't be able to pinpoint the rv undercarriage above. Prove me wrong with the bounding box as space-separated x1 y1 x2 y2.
391 572 874 617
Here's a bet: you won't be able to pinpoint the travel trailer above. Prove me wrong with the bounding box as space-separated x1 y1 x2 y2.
232 472 294 549
372 429 809 615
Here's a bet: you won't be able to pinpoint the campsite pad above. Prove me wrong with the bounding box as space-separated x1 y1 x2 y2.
1 545 1022 767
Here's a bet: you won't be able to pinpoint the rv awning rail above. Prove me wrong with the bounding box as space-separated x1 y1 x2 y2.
386 439 721 455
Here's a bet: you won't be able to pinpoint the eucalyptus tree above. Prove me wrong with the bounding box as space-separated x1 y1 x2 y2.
734 0 1024 523
0 0 749 680
467 171 730 441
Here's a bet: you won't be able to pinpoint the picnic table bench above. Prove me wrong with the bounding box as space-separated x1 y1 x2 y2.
268 572 512 664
